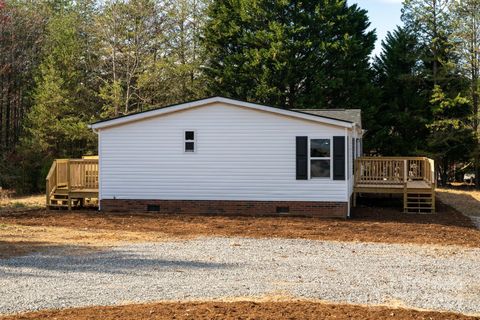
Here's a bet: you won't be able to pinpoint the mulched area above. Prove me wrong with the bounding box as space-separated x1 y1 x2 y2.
0 199 479 248
1 301 478 320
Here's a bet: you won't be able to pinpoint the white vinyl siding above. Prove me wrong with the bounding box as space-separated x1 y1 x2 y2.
347 128 362 198
98 102 351 202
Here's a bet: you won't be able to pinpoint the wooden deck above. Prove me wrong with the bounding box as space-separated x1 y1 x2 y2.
46 157 99 209
353 157 436 213
45 155 435 213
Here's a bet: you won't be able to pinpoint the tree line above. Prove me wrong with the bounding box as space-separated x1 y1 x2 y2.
0 0 478 193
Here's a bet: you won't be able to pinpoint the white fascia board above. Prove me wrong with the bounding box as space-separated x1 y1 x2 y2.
88 97 354 130
88 97 220 130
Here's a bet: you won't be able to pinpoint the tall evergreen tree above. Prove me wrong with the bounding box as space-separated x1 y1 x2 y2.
402 0 454 85
427 85 476 185
19 3 96 191
0 0 47 152
203 0 376 109
370 27 429 155
402 0 472 184
452 0 480 187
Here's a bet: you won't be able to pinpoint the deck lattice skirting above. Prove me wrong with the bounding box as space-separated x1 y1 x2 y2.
353 157 436 213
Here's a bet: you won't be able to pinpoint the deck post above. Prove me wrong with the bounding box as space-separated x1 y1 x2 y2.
431 170 436 213
403 159 408 182
403 183 407 213
46 180 50 209
67 160 72 210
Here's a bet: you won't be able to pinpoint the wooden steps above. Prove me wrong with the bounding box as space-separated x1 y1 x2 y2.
404 191 435 214
49 195 80 208
46 158 99 210
47 191 98 209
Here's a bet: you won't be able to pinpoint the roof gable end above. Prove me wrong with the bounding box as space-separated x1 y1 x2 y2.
89 97 354 130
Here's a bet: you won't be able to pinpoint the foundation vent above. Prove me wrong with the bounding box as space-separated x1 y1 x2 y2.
147 204 160 212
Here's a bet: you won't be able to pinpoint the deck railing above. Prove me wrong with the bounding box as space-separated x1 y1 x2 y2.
45 160 58 205
354 157 435 186
46 158 99 199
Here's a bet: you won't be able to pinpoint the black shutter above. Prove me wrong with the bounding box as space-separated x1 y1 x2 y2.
333 136 345 180
296 136 308 180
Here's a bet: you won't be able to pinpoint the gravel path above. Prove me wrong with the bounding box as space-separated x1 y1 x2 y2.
1 237 479 315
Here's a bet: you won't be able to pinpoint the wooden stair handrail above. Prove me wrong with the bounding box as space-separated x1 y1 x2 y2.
45 160 57 206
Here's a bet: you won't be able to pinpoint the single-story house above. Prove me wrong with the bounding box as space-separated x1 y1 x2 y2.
88 97 363 218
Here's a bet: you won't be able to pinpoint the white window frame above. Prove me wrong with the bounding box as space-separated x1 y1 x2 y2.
184 130 196 153
308 137 333 180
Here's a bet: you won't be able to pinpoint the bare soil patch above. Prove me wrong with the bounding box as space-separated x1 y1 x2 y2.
1 301 477 320
0 223 170 258
0 200 479 258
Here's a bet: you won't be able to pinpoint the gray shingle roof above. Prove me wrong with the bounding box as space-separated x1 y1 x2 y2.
293 109 362 127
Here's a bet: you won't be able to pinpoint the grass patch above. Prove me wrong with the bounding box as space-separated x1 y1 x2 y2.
10 202 26 208
0 193 44 211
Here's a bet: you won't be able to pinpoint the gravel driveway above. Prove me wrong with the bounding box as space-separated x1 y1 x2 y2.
1 237 479 316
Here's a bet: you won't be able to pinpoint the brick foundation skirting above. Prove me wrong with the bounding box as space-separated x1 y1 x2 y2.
100 199 348 218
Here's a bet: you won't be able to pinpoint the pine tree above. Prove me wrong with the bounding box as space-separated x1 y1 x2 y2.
22 4 96 191
370 27 429 155
452 0 480 187
427 86 476 185
202 0 376 109
402 0 454 85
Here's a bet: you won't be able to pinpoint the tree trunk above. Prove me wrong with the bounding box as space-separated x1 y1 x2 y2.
473 89 479 188
439 159 449 187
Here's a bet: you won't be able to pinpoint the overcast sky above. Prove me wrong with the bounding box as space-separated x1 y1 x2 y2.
349 0 404 57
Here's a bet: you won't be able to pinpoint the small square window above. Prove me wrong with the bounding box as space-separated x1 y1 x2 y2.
185 131 194 140
184 130 195 152
185 142 195 152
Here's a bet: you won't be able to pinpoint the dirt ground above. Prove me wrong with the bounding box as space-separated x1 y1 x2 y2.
0 223 169 258
0 198 479 259
1 194 480 319
437 187 480 217
1 301 478 320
